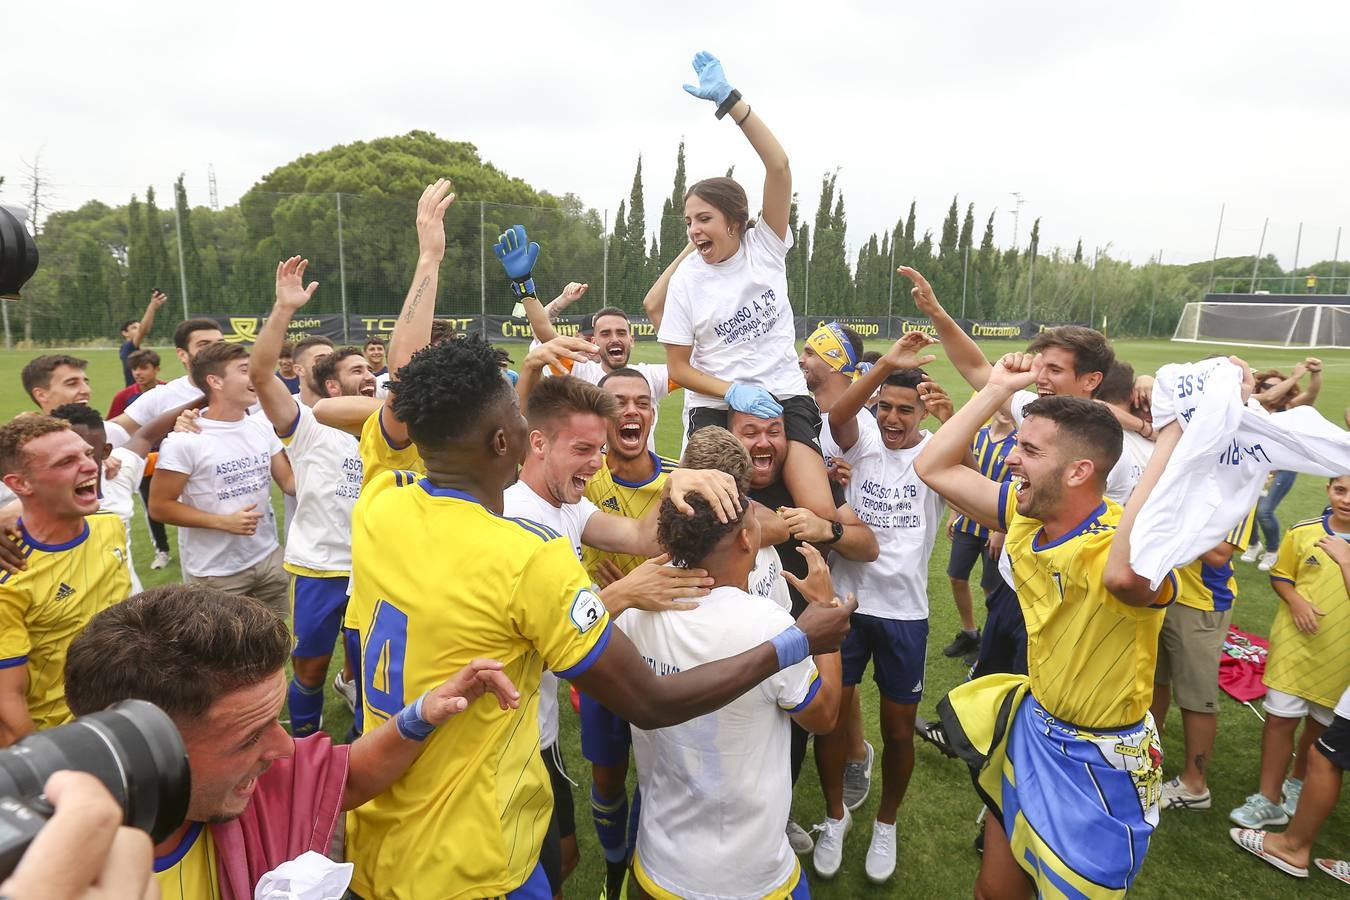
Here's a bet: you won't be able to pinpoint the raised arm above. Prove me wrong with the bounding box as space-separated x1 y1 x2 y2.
643 243 695 329
829 331 938 452
1289 357 1322 408
898 266 992 391
250 257 318 435
915 354 1040 531
571 587 856 730
124 398 205 459
381 180 457 447
683 52 789 240
514 336 600 412
521 281 589 350
131 290 168 349
1103 421 1183 606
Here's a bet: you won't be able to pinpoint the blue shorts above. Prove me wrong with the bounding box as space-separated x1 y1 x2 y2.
289 574 348 658
840 614 928 705
579 692 632 766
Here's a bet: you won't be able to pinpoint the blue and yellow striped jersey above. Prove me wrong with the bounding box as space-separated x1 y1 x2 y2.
1267 514 1350 708
153 823 219 900
1176 507 1256 613
344 461 612 899
358 408 424 489
0 514 131 730
999 484 1176 729
954 425 1017 538
581 452 677 580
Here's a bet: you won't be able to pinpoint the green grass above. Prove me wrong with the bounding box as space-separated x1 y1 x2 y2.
7 338 1349 898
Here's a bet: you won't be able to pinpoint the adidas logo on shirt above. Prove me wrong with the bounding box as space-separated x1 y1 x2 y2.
602 497 621 512
1305 555 1320 567
54 582 76 602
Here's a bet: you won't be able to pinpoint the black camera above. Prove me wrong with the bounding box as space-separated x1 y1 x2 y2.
0 204 39 299
0 700 191 878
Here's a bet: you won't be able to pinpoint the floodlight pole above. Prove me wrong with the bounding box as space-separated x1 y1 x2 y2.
1290 222 1303 294
1332 226 1343 294
1207 202 1225 293
1249 217 1269 293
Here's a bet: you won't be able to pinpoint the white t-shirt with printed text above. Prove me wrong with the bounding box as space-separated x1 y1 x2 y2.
503 480 601 748
749 546 790 613
659 223 806 409
279 401 362 574
833 426 945 620
617 586 818 900
155 415 283 577
100 447 147 595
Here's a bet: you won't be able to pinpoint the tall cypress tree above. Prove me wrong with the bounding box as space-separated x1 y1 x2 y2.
624 156 648 299
144 187 175 300
174 174 208 312
939 196 960 261
126 194 152 306
808 173 849 314
611 198 628 307
959 203 975 252
1073 239 1084 264
903 201 917 255
658 141 688 264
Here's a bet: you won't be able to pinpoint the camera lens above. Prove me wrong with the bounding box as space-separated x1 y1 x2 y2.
0 700 190 842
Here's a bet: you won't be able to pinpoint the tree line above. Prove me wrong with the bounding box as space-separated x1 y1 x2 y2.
4 131 1335 345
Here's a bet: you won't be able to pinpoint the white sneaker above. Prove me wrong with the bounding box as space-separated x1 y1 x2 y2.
865 820 897 883
786 820 813 855
1240 541 1263 564
1282 777 1303 816
332 672 357 713
150 550 171 570
812 808 851 878
1257 551 1278 572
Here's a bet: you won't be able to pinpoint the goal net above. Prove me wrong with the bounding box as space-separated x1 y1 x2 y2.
1173 302 1350 348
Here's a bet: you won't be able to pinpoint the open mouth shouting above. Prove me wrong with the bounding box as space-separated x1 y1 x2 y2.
605 342 628 365
695 239 716 260
880 424 906 447
750 450 775 474
615 421 645 454
73 476 99 507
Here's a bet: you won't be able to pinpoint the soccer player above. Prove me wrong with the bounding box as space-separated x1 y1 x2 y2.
1229 475 1350 829
149 342 294 620
65 585 520 899
620 479 844 900
814 333 952 883
249 257 373 736
49 403 188 596
943 408 1015 662
117 288 168 386
0 415 130 744
20 354 92 413
1231 682 1350 883
110 318 229 437
341 175 854 900
516 276 680 451
1152 506 1257 812
917 352 1179 900
106 348 165 419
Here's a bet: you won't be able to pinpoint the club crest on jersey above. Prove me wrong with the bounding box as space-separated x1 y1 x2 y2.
569 588 605 634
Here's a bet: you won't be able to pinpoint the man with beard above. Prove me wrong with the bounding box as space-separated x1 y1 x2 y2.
0 415 130 743
249 257 376 736
518 275 679 451
918 352 1179 900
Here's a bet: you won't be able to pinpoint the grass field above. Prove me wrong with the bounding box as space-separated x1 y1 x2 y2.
5 337 1349 898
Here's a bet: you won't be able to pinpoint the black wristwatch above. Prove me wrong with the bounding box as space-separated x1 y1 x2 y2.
824 520 844 545
715 89 743 119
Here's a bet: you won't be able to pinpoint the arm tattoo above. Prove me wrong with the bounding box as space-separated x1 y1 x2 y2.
402 275 432 323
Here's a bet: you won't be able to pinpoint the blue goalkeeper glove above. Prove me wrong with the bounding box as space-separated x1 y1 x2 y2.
682 51 735 107
725 383 783 419
493 225 540 304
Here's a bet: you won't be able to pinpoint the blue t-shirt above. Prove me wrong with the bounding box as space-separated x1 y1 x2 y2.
119 339 137 386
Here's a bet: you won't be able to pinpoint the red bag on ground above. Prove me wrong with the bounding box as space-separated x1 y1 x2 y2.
1219 626 1268 703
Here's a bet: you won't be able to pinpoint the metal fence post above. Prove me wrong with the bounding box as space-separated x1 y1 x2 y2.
336 193 350 342
0 297 11 349
480 201 487 334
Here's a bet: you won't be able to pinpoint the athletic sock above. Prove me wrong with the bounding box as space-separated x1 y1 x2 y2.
626 785 642 861
288 676 324 737
591 784 629 864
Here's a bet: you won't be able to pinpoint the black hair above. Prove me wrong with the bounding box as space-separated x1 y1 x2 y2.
388 334 513 447
883 368 927 391
1022 395 1123 487
119 319 137 333
20 354 88 400
1095 361 1136 406
310 347 366 396
591 307 630 328
173 318 223 351
50 403 105 432
598 367 649 390
656 492 749 568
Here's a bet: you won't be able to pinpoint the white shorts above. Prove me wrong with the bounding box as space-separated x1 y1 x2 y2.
1264 687 1335 727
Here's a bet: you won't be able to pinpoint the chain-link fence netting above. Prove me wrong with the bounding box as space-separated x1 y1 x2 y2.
6 192 1340 347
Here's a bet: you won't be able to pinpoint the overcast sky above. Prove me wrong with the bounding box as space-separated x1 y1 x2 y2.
5 1 1347 270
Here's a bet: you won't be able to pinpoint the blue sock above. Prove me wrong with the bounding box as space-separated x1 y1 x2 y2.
288 676 324 737
626 785 642 861
591 784 629 864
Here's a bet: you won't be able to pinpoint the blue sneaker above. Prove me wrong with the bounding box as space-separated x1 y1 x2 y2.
1229 793 1289 828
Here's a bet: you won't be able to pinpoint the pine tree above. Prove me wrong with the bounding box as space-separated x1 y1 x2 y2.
658 141 688 264
786 193 807 306
939 196 960 261
624 156 648 302
1074 239 1084 264
144 187 175 300
959 204 975 252
126 194 152 306
611 198 628 308
975 210 999 317
903 201 917 255
808 173 849 314
174 174 208 312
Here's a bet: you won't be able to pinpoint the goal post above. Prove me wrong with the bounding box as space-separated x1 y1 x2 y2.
1172 300 1350 348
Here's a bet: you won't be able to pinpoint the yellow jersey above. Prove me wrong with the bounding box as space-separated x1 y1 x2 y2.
153 823 219 900
580 452 677 579
345 469 612 900
999 484 1177 729
1176 508 1256 613
357 408 424 489
0 514 131 730
1266 515 1350 707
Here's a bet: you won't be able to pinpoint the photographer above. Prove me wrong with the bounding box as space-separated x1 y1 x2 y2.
64 586 519 898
